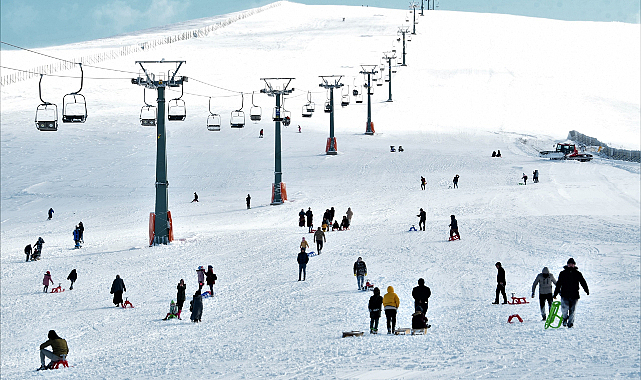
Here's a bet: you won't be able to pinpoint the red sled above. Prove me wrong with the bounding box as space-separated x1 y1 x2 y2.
507 314 523 323
50 284 64 293
448 234 460 241
508 293 529 305
122 298 134 308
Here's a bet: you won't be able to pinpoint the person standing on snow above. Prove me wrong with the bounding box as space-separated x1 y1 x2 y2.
73 226 81 249
196 266 206 291
300 237 309 252
47 208 54 220
417 208 426 231
533 170 539 183
42 271 53 293
329 207 336 224
110 275 126 307
259 129 264 138
313 227 326 254
383 286 400 334
37 330 68 371
192 192 199 202
205 265 217 296
553 258 589 328
299 209 306 227
532 267 557 320
25 244 32 262
412 278 431 314
67 269 77 290
246 194 251 209
297 248 309 281
353 257 367 290
78 222 84 243
33 237 45 260
306 208 314 233
346 207 353 224
449 215 459 239
522 173 528 185
492 262 508 304
368 287 383 334
421 176 426 190
190 290 203 322
176 279 186 319
453 175 459 189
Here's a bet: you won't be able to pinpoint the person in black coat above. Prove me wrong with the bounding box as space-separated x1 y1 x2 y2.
78 222 84 243
553 258 589 328
190 290 203 322
340 216 350 230
25 244 32 262
299 209 306 227
449 215 459 238
353 257 367 290
176 279 186 319
110 275 126 307
412 278 431 314
368 287 383 334
297 248 309 281
205 265 217 295
305 208 313 233
493 262 507 304
417 208 426 231
329 207 335 223
453 174 459 189
67 269 77 290
246 194 251 209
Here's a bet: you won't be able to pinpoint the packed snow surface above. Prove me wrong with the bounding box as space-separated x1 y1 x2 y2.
1 2 639 379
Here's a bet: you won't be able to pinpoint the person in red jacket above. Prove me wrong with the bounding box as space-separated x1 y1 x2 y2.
42 271 53 293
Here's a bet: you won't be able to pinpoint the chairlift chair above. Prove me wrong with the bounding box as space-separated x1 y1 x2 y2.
341 94 350 107
167 85 186 121
140 88 156 126
250 91 262 122
35 74 58 131
324 101 332 113
230 93 245 128
62 63 87 123
283 110 292 126
302 105 312 118
207 97 221 131
355 88 364 104
305 92 315 113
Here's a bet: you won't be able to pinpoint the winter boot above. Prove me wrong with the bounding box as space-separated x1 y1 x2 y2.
177 310 182 320
541 314 546 321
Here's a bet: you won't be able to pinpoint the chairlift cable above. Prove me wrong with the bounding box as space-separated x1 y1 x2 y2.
0 65 130 80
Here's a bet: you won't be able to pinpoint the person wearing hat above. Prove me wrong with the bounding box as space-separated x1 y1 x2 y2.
492 262 507 304
176 279 186 319
38 330 68 370
162 300 179 320
42 271 53 293
417 208 426 231
297 247 309 281
205 265 217 295
196 266 206 291
531 267 557 320
553 258 589 328
300 237 309 252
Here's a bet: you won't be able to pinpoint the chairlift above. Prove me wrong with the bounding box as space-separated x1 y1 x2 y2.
305 91 315 113
250 91 262 122
302 105 312 118
283 110 292 126
167 85 186 121
35 74 58 131
230 93 245 128
140 88 156 126
355 87 364 103
62 63 87 123
207 97 221 131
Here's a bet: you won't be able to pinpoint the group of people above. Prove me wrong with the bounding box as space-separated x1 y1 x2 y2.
491 150 502 157
73 222 84 249
367 278 432 334
42 269 77 292
494 258 589 328
299 207 353 233
521 170 539 185
25 237 45 262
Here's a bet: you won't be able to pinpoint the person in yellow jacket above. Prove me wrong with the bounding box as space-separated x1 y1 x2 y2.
382 286 400 334
300 237 309 252
38 330 68 370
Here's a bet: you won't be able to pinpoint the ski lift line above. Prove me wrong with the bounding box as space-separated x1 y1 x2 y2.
0 65 131 80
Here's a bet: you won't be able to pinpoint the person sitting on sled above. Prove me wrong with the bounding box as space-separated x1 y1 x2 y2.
38 330 68 371
162 300 179 320
411 309 430 330
332 220 340 231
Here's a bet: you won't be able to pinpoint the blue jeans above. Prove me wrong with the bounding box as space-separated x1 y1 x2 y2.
357 275 364 289
298 264 306 280
561 297 578 326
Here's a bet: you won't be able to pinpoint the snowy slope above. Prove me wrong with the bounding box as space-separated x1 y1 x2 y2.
1 2 640 379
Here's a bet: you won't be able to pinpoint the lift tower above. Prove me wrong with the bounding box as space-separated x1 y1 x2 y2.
319 75 344 155
382 52 397 102
260 78 295 205
132 61 186 245
360 65 378 135
410 2 418 35
398 27 410 66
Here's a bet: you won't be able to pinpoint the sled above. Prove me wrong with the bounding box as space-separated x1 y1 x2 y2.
448 234 460 241
409 225 417 232
342 331 364 338
202 291 213 298
50 360 70 369
50 284 65 293
545 301 563 329
411 328 428 335
508 293 529 305
122 298 134 308
306 251 316 257
394 328 411 335
507 314 523 323
364 280 374 291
